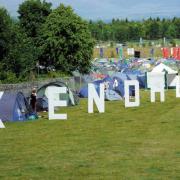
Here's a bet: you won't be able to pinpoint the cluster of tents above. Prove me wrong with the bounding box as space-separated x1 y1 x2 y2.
0 57 179 122
0 81 79 122
78 58 179 100
79 72 144 101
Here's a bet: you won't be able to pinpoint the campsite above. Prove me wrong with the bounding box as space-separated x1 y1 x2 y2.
0 0 180 179
1 54 180 179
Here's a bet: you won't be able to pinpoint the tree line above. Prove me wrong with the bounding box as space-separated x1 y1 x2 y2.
1 0 180 83
0 0 94 83
89 18 180 42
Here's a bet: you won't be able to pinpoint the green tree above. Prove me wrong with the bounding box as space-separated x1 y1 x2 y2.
128 23 144 40
0 8 12 61
173 18 180 38
88 17 180 42
0 7 38 82
40 4 94 74
18 0 52 39
2 24 38 81
146 19 161 39
113 24 129 42
166 24 177 39
161 19 169 38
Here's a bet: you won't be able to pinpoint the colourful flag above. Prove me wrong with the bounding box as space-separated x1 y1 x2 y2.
100 48 104 58
119 46 123 60
162 48 169 58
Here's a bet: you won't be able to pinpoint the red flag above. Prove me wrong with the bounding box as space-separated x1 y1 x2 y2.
173 47 178 59
177 48 180 60
162 48 169 58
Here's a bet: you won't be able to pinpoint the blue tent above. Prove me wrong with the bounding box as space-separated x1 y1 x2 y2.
102 76 114 89
105 89 122 101
0 92 33 122
79 73 138 99
79 80 102 98
126 73 138 80
137 74 146 88
111 72 129 97
119 69 146 89
79 76 117 98
79 86 89 98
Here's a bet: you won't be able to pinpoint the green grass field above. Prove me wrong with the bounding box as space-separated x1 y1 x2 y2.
0 90 180 179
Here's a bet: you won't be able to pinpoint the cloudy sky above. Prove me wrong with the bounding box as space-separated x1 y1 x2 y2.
0 0 180 20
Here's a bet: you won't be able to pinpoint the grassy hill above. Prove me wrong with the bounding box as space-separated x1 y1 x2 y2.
0 90 180 179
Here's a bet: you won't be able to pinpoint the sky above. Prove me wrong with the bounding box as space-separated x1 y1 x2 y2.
0 0 180 21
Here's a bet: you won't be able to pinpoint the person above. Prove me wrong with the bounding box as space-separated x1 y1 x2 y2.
30 88 37 112
113 78 118 91
104 81 110 97
104 81 109 90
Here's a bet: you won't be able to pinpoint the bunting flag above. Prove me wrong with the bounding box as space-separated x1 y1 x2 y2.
119 46 123 60
170 47 180 60
100 48 104 58
116 47 119 55
150 48 154 56
162 48 169 58
177 48 180 60
172 47 179 59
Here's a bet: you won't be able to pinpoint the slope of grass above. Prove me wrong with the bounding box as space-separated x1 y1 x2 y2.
0 90 180 179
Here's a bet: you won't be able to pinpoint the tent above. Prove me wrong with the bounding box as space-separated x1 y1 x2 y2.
137 74 146 88
79 80 102 98
105 89 122 101
79 73 136 98
37 81 79 112
151 63 178 87
79 82 122 101
152 63 177 74
36 97 48 112
111 72 128 97
0 92 33 122
126 71 146 88
126 73 138 80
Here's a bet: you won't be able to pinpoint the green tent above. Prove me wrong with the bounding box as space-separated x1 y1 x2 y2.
37 81 79 111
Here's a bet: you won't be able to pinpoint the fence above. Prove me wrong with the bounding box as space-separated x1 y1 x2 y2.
0 77 77 97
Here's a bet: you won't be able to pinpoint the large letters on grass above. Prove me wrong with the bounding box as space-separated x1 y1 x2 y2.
88 83 105 113
147 72 165 102
0 92 5 128
124 80 140 107
176 76 180 98
47 87 67 120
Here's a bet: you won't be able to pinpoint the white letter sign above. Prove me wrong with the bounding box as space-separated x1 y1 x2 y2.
0 92 5 128
124 80 140 107
176 76 180 98
88 83 105 113
47 87 67 120
147 72 165 102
